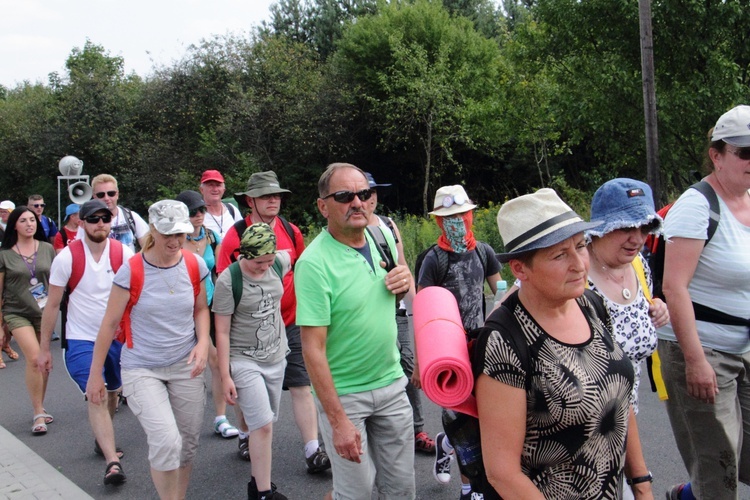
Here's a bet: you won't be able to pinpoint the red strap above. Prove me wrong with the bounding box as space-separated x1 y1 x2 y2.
117 250 201 349
109 240 124 273
67 240 86 294
116 254 144 348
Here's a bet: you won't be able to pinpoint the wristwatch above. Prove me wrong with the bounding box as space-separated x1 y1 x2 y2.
626 472 653 485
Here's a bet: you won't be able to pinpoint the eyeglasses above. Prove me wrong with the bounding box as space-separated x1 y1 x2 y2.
84 214 112 224
322 189 374 203
189 206 207 217
32 203 46 208
258 193 282 200
727 147 750 161
95 190 118 199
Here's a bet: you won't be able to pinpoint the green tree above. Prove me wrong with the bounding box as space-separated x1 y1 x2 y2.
334 0 508 213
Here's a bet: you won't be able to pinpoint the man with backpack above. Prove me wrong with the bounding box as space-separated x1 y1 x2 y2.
37 199 134 485
217 171 329 473
416 184 501 500
77 174 149 253
27 194 58 242
199 169 243 236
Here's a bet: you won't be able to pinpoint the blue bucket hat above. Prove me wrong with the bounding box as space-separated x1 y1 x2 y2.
588 178 662 238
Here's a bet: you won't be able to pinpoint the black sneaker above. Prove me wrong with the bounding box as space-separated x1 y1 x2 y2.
433 432 453 484
459 491 484 500
306 447 331 474
238 436 251 461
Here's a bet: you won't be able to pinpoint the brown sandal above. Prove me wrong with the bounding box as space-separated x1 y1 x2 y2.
2 344 19 360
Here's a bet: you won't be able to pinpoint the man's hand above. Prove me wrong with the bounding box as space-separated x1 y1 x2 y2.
36 349 53 374
332 417 364 463
384 264 412 295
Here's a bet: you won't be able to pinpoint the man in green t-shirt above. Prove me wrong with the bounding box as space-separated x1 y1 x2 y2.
295 163 416 499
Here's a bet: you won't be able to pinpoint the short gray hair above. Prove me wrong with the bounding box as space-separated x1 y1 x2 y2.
318 163 366 198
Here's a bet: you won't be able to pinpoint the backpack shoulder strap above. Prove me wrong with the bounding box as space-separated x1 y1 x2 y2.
120 206 137 235
224 202 236 219
67 239 86 294
206 228 218 254
690 180 720 245
118 254 145 348
60 227 68 247
376 214 398 243
435 246 450 284
631 256 652 304
229 261 243 310
277 215 296 248
182 249 201 299
230 219 249 263
365 226 396 272
109 240 124 273
475 242 488 277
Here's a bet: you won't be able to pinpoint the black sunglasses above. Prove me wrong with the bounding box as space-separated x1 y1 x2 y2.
32 203 46 208
84 214 112 224
95 190 118 199
322 189 374 203
189 206 207 217
728 147 750 161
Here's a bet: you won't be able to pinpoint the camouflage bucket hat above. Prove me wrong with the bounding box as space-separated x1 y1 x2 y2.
240 223 277 260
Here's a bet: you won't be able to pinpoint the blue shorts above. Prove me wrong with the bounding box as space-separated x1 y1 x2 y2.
64 339 123 394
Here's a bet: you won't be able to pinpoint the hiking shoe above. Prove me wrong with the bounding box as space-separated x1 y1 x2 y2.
415 431 436 454
306 447 331 474
433 432 453 484
214 416 239 438
250 477 286 500
666 484 686 500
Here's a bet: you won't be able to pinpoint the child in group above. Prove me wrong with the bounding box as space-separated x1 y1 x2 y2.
213 223 291 500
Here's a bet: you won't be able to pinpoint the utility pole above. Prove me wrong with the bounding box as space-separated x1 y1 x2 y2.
638 0 662 206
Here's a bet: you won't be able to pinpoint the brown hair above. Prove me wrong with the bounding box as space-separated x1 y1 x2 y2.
704 127 727 174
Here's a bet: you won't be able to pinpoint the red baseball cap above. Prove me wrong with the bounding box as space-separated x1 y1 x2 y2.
201 170 225 183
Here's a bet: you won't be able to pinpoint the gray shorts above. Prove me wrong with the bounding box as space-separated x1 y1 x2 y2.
122 357 206 471
231 357 286 432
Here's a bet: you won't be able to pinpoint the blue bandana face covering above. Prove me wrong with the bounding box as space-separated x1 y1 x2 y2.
443 217 467 253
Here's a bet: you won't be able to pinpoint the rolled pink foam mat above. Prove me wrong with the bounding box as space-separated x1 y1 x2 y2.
413 286 477 418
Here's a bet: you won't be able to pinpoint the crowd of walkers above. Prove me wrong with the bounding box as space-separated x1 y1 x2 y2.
1 104 750 500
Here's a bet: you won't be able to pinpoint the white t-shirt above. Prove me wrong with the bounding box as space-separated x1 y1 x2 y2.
203 203 242 237
75 206 149 253
49 240 135 342
657 188 750 353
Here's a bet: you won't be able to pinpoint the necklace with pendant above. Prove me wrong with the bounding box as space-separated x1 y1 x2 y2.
154 259 180 294
602 265 632 300
186 228 205 254
15 241 39 285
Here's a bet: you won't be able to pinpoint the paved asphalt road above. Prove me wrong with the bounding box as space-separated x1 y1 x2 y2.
1 335 748 499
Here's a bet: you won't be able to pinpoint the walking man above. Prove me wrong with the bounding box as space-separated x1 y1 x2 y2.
83 174 149 252
37 199 134 485
199 169 242 236
217 171 330 472
27 194 57 242
296 163 415 499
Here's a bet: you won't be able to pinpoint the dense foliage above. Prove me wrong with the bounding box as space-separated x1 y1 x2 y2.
2 0 749 234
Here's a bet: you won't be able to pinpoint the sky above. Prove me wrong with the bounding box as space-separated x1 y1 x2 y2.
0 0 277 88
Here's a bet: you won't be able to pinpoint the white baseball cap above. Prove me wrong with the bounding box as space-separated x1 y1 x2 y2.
711 105 750 147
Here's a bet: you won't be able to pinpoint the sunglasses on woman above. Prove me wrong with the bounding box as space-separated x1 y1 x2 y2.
95 190 118 199
322 189 374 203
189 206 207 218
727 147 750 161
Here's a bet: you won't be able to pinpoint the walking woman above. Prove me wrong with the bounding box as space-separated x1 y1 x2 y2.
87 200 210 500
475 189 643 499
659 105 750 500
0 206 56 434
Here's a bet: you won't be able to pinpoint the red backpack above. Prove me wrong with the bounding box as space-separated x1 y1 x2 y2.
60 239 124 348
116 249 201 348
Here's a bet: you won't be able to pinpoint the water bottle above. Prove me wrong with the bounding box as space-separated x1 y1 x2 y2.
442 410 485 481
493 279 508 308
